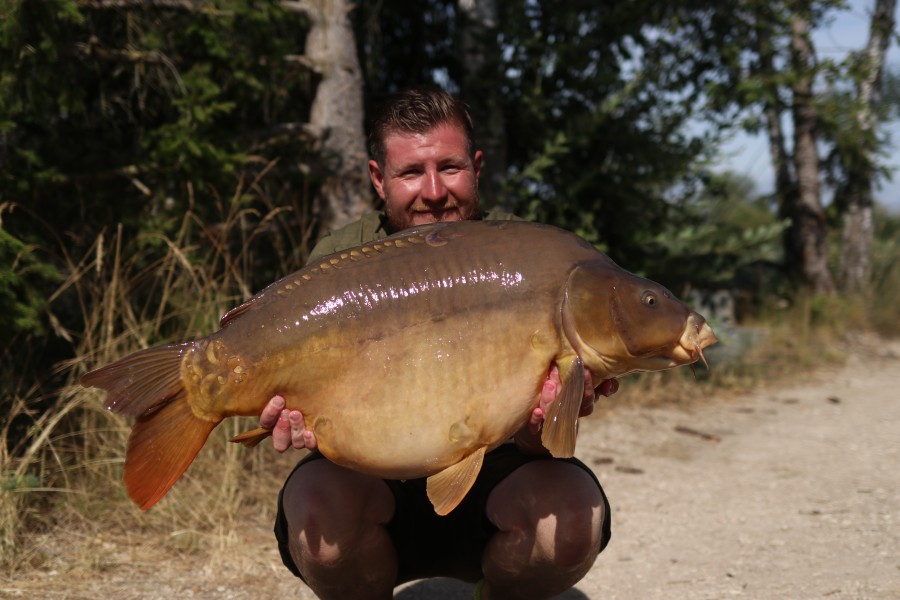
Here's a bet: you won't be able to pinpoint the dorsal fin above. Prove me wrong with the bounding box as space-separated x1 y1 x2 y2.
219 227 445 328
426 446 486 516
220 296 259 327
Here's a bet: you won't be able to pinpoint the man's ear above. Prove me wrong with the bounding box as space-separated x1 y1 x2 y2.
473 150 483 186
368 159 386 199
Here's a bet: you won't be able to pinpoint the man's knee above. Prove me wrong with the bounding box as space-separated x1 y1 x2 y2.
552 498 605 570
488 460 607 567
282 459 394 566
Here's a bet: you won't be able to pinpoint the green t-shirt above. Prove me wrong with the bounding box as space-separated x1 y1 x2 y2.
307 209 520 264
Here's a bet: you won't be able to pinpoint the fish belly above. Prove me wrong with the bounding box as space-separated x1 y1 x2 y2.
304 315 557 479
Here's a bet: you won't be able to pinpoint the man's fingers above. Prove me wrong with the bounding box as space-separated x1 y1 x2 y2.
289 411 307 449
598 378 619 397
540 377 557 412
528 407 545 435
547 365 561 386
260 395 286 429
272 410 292 453
583 368 595 401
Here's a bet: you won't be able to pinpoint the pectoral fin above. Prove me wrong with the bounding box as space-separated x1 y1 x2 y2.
426 446 486 516
541 356 584 458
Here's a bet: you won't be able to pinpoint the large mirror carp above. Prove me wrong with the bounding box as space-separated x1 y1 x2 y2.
81 220 716 515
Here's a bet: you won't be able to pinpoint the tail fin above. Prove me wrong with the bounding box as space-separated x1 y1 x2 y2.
126 390 218 509
81 342 217 508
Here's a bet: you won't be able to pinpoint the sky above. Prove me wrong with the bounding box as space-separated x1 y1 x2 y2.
713 0 900 213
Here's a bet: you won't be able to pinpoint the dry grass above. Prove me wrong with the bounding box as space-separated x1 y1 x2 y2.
2 192 899 576
0 171 314 571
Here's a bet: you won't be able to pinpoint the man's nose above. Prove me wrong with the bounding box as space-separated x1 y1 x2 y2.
421 169 448 203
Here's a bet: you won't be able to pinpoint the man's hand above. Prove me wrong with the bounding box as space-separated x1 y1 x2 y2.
514 366 619 455
261 395 318 453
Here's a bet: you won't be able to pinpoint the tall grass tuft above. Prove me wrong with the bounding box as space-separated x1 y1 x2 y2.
1 172 314 570
869 211 900 336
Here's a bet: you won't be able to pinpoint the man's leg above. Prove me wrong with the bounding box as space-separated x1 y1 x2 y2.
481 460 607 600
281 458 397 600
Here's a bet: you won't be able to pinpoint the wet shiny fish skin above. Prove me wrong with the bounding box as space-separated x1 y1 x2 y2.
81 220 716 513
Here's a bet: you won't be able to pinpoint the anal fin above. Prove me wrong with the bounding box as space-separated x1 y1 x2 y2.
541 355 584 458
426 446 486 516
124 390 218 509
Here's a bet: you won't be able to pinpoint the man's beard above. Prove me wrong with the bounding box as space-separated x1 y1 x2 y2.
385 193 481 233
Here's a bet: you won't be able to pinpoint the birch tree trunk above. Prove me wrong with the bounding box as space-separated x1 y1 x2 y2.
286 0 371 231
787 4 835 295
838 0 897 295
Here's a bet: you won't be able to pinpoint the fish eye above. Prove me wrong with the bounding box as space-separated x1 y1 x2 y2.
641 291 658 307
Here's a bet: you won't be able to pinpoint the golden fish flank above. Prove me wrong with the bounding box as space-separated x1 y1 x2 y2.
80 220 717 515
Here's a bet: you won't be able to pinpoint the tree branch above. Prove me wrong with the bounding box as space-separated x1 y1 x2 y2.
283 54 322 74
244 122 321 152
75 39 166 64
281 1 312 17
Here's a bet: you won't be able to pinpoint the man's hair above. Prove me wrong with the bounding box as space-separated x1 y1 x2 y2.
368 85 476 167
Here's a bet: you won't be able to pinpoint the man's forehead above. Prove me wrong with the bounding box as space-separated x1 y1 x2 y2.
383 125 470 164
384 122 467 143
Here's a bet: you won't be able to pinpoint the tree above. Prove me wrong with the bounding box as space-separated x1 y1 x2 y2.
833 0 897 295
742 0 838 295
786 0 836 295
484 1 737 272
719 0 899 298
284 0 372 230
0 0 371 438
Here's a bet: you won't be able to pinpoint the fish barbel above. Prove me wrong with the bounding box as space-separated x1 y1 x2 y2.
80 220 716 514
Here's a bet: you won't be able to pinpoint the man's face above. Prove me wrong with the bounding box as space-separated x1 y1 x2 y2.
368 123 483 232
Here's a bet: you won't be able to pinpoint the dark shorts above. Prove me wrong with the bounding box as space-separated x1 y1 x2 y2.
274 444 612 584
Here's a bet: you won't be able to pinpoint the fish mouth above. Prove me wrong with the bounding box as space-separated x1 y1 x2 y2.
671 315 718 367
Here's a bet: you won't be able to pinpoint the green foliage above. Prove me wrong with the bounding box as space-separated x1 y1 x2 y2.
1 473 40 492
493 0 715 264
818 57 895 203
883 68 900 121
355 1 741 274
0 221 60 337
641 172 788 291
0 0 314 239
0 0 318 469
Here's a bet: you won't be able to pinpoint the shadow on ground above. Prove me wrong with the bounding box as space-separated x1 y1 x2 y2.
394 578 590 599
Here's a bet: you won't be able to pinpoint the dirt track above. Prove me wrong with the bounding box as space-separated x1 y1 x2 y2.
4 336 899 599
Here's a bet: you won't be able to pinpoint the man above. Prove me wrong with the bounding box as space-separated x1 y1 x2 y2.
261 86 617 600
